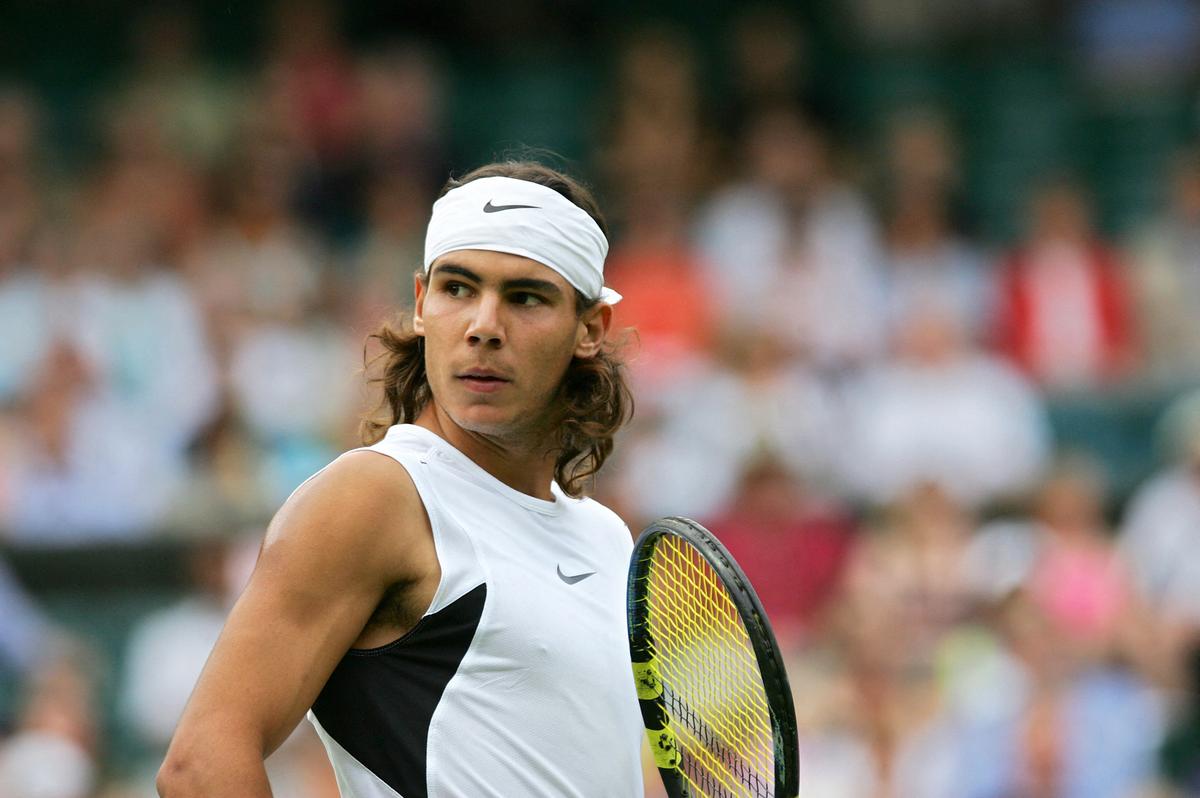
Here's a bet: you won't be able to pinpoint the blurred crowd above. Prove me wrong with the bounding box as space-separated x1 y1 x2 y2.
1 2 1200 796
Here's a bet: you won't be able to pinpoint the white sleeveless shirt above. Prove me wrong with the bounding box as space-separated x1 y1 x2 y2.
302 424 644 798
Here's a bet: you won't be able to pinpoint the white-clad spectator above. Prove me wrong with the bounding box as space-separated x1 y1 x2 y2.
877 107 995 345
694 104 887 370
183 116 325 359
119 538 244 750
841 308 1051 507
0 231 51 404
228 318 358 506
65 207 218 452
883 228 991 345
1126 147 1200 382
617 329 841 522
1119 389 1200 626
0 341 186 543
0 647 99 798
0 88 57 405
0 732 94 798
189 217 324 337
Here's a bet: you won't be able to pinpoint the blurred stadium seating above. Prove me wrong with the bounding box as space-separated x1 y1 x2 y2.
2 2 1200 796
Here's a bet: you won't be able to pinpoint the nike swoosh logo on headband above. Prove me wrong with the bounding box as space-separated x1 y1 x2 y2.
483 200 540 213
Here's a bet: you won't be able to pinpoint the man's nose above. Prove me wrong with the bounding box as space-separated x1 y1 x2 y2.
465 293 504 347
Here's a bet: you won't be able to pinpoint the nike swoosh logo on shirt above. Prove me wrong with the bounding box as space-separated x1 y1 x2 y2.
483 200 540 213
557 565 596 585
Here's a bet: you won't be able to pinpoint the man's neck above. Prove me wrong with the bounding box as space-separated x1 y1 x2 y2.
414 403 559 501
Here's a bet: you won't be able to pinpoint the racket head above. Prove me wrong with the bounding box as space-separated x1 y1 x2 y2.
627 516 799 798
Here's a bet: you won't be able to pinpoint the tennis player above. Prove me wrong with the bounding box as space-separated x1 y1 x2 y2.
158 162 643 797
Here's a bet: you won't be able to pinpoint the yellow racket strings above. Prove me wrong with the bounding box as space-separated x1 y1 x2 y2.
644 535 774 797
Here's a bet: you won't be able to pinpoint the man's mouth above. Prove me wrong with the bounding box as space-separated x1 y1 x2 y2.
457 370 511 393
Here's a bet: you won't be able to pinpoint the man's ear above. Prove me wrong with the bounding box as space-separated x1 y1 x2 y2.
412 273 427 335
574 302 613 358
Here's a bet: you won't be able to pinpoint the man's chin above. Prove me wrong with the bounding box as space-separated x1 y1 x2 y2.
450 405 523 436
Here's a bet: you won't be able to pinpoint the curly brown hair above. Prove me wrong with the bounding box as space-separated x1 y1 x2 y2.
360 161 632 497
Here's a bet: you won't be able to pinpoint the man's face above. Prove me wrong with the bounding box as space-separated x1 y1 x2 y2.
414 249 610 439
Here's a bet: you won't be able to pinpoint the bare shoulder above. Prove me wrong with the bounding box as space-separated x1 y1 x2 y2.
260 449 433 588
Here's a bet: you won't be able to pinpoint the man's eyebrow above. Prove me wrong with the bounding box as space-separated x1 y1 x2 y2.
501 277 563 297
430 263 481 283
431 263 564 297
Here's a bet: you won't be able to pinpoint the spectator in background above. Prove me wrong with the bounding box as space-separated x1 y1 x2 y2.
816 481 978 798
601 24 710 211
347 42 447 332
261 0 363 241
164 398 276 531
616 327 842 523
694 104 887 372
356 43 445 178
0 88 60 405
600 26 716 390
0 646 100 798
878 108 993 344
703 454 856 647
842 306 1050 507
184 114 325 361
1127 147 1200 383
993 178 1136 391
839 481 978 674
344 165 430 334
1025 458 1132 658
604 222 715 392
0 221 54 407
0 85 42 220
956 459 1166 797
68 196 217 454
0 184 215 540
0 340 184 542
186 110 358 508
119 540 239 756
953 588 1166 798
90 87 208 263
1120 389 1200 639
262 0 359 166
226 301 358 506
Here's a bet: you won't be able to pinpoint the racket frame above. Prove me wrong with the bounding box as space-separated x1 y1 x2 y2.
627 516 800 798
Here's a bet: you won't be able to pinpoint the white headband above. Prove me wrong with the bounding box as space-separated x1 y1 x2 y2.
423 175 621 304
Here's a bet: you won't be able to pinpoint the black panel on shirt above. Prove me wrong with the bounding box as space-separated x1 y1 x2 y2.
312 583 487 798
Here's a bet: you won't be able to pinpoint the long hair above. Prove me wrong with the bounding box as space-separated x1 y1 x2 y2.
360 161 633 497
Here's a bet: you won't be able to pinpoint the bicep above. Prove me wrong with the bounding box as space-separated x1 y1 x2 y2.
170 453 425 758
185 552 382 755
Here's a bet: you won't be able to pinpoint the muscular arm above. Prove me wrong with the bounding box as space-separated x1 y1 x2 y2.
157 452 435 797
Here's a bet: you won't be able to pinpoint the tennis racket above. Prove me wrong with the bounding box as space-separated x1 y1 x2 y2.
627 516 799 798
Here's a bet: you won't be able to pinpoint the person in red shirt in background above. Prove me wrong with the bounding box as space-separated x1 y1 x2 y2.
993 179 1137 391
703 454 857 648
603 207 715 387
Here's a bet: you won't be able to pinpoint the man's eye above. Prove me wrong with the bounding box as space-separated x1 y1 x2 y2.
511 292 544 306
445 282 470 297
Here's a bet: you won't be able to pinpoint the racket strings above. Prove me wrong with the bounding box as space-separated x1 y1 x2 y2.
644 536 775 797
